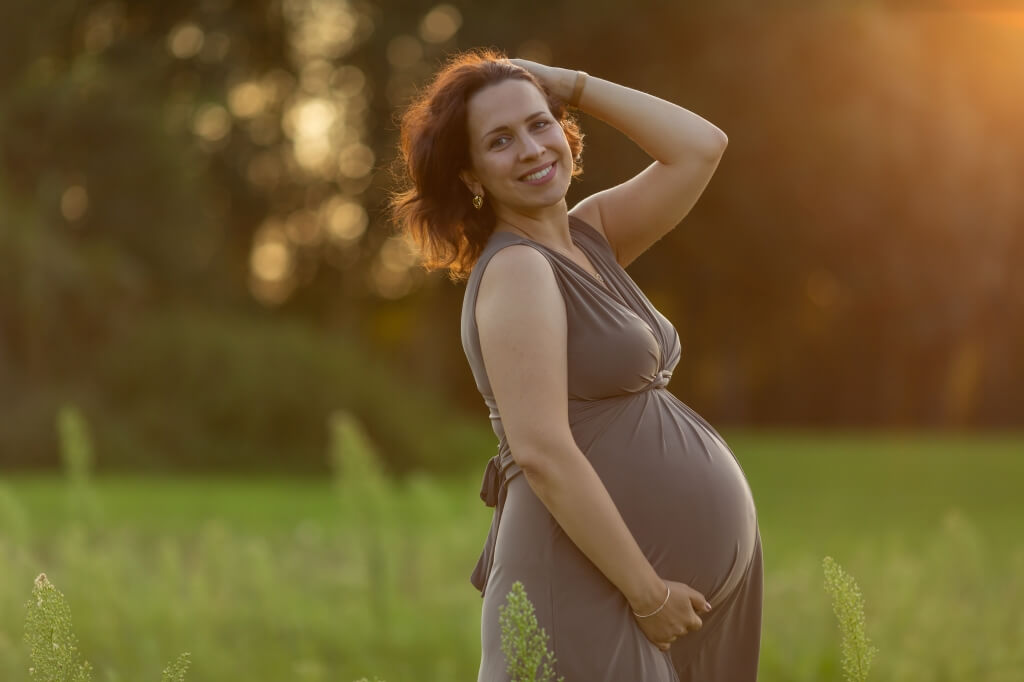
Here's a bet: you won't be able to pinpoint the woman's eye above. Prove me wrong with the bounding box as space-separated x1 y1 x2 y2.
533 120 550 129
489 136 510 149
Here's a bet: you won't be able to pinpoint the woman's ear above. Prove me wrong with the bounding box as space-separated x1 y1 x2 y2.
459 169 482 197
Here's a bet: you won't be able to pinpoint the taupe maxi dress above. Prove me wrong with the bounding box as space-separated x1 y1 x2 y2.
461 215 763 681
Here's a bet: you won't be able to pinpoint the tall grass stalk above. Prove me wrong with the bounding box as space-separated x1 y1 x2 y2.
499 581 564 682
56 404 101 524
329 409 393 634
823 556 878 682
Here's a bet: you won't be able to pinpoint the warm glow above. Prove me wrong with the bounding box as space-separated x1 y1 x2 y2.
370 235 419 298
167 23 204 59
322 196 367 243
192 103 232 141
419 4 462 44
379 234 419 272
283 97 339 172
370 260 413 299
61 185 89 221
250 220 294 283
284 0 358 60
289 98 337 138
228 81 268 118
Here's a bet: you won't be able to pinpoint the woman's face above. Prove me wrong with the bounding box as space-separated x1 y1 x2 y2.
460 78 573 216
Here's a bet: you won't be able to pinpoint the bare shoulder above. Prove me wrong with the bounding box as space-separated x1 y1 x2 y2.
476 243 565 350
477 244 559 311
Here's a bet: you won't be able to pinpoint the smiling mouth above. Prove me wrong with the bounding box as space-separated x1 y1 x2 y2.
520 162 556 182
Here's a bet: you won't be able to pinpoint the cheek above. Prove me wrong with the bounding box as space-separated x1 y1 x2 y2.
554 130 573 156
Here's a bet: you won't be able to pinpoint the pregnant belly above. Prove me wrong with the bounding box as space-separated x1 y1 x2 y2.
570 391 759 607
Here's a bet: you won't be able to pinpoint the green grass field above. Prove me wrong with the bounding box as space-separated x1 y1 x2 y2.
2 428 1022 681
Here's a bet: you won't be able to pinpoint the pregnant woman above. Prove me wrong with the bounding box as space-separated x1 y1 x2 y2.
390 48 762 681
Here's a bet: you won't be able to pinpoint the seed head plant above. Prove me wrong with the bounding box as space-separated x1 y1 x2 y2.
823 556 878 682
24 573 93 682
25 573 191 682
161 653 192 682
499 581 564 682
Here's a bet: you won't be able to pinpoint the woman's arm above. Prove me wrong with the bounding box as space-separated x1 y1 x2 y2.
475 244 705 622
513 59 728 268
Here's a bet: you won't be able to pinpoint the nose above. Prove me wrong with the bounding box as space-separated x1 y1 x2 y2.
517 132 543 159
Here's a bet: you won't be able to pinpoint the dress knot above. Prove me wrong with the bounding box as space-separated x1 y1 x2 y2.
647 368 673 390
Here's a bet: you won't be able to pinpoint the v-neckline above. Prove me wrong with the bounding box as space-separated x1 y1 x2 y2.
492 223 615 297
489 223 665 373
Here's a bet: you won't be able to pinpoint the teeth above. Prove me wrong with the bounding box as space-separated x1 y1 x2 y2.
523 163 554 181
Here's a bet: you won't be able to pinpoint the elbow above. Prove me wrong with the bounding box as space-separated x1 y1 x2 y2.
705 129 728 160
676 129 727 165
510 432 579 480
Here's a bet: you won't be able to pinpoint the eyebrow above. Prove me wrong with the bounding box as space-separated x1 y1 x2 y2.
481 111 549 141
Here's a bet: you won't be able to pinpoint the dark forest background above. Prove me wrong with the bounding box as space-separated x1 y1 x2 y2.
2 0 1022 473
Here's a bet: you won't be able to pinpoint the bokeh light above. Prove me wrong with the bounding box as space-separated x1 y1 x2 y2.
419 4 462 44
192 103 232 141
322 196 368 243
167 23 205 59
60 185 89 222
228 81 269 118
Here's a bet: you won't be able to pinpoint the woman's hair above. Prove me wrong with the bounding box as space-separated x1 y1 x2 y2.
388 48 584 282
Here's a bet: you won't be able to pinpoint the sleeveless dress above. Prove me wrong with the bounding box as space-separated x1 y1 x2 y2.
461 214 763 681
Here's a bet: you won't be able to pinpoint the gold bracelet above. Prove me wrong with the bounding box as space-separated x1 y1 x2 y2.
568 70 588 109
632 583 671 618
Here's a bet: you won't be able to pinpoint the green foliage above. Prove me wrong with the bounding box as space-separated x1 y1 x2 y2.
161 653 192 682
498 581 563 682
24 573 191 682
1 305 491 473
823 556 878 682
24 573 93 682
4 434 1024 681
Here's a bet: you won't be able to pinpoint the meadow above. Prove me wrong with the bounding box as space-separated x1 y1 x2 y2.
1 422 1022 681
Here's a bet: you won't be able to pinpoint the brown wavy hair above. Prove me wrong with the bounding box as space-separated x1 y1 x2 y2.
388 48 584 282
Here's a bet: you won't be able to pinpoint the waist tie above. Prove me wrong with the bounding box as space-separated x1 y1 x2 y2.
644 368 673 391
470 451 519 597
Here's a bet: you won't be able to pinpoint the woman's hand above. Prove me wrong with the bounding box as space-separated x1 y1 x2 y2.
631 579 712 652
509 58 575 102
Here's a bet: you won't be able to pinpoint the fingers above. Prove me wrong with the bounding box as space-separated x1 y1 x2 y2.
688 592 713 615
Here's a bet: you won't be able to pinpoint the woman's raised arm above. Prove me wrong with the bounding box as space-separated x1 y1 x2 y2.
512 59 728 268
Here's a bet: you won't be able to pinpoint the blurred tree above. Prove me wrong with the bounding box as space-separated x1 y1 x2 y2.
1 2 1021 473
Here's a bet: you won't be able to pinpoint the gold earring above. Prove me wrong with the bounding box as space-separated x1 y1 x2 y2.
472 194 483 210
